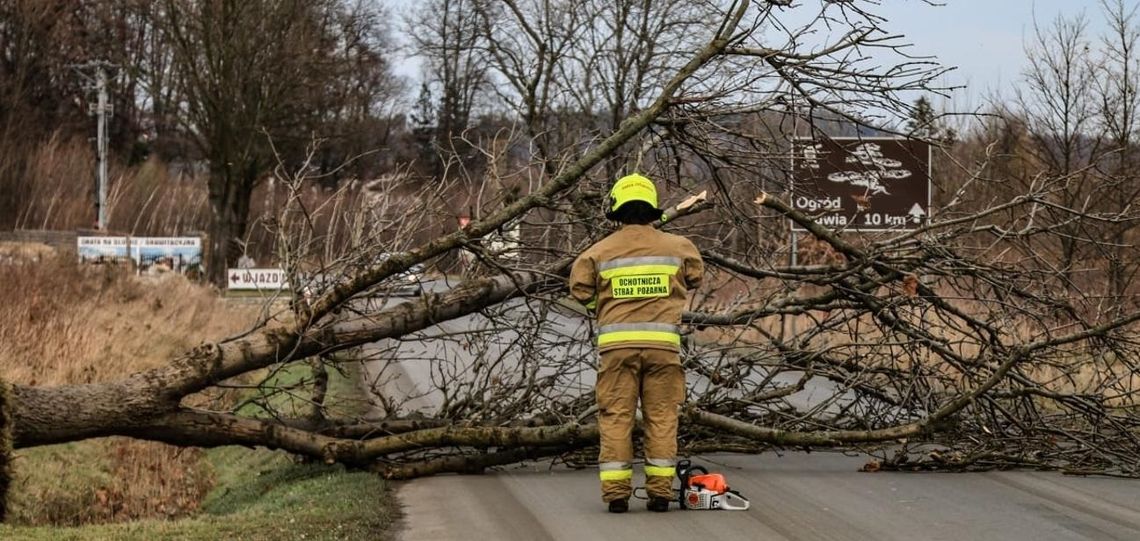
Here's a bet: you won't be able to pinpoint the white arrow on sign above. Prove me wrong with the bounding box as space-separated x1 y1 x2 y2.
908 203 927 224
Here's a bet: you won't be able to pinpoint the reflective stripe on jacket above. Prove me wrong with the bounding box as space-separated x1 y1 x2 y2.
569 224 704 352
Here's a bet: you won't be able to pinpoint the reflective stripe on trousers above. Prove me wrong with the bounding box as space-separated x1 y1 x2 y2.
599 461 633 481
644 457 676 478
597 322 681 348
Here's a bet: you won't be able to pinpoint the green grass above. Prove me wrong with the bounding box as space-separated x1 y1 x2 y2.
0 352 396 540
6 441 117 525
238 356 372 420
0 447 394 541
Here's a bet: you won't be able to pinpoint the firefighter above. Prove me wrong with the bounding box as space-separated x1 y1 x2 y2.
569 173 704 513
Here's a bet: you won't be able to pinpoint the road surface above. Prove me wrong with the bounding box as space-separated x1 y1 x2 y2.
350 281 1140 540
352 278 853 418
396 452 1140 541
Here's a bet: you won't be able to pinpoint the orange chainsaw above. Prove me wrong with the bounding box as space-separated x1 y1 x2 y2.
675 460 751 511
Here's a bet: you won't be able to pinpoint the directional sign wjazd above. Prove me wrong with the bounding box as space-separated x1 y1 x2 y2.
227 268 288 291
791 137 931 231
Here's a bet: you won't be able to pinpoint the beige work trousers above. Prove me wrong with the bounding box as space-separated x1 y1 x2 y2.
596 347 685 502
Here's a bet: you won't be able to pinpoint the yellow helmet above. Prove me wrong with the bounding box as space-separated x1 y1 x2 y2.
606 173 662 220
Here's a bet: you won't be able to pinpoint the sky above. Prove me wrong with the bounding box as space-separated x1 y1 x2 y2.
844 0 1114 109
387 0 1119 112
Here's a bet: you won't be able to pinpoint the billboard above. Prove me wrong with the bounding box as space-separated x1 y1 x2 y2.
77 236 131 264
79 236 203 275
791 137 931 231
131 237 203 275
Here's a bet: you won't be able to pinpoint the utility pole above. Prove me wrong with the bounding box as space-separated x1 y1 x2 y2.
92 63 113 230
72 61 116 230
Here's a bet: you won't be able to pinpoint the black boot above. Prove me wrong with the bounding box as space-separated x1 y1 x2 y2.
608 499 629 513
647 496 671 512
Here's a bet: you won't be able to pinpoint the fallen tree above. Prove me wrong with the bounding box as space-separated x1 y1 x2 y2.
6 0 1140 484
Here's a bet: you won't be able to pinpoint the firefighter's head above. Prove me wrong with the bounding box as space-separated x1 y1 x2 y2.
606 173 664 224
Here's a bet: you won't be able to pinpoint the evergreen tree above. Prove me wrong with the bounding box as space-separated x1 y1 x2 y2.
907 96 955 142
411 81 441 175
907 96 936 137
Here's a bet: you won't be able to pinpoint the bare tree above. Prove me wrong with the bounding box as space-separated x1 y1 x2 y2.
0 0 138 228
406 0 489 171
154 0 399 285
1005 12 1105 291
1092 0 1140 301
988 3 1140 307
4 0 1140 484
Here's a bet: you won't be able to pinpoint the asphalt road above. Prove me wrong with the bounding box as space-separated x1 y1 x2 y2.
353 278 849 418
395 453 1140 541
353 278 596 416
353 280 1140 540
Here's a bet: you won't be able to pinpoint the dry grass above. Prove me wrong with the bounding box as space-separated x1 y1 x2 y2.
1 134 426 264
8 440 213 527
4 135 211 235
0 258 253 387
0 257 257 526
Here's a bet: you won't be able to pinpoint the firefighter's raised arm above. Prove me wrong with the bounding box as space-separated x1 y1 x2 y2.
681 239 704 291
569 253 597 310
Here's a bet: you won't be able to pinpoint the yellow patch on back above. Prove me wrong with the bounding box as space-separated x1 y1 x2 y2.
611 274 670 299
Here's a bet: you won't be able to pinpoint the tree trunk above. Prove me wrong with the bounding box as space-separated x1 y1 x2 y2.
1 379 13 521
206 169 255 287
9 376 178 447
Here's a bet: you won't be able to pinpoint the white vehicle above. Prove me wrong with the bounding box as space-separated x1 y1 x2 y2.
390 262 426 296
376 253 426 296
301 256 425 303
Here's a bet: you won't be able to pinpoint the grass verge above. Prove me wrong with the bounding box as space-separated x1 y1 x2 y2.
0 444 393 540
0 258 396 538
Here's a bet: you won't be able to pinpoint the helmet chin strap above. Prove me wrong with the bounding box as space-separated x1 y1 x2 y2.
604 191 618 220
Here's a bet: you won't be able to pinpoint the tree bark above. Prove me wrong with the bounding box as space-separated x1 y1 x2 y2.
206 168 255 287
9 272 550 448
0 378 13 522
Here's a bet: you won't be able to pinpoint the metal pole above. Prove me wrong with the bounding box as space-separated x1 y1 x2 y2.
95 65 109 230
789 232 797 339
787 96 799 342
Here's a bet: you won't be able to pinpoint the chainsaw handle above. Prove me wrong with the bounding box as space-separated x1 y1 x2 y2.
684 465 709 477
676 461 709 491
719 490 751 511
676 459 707 476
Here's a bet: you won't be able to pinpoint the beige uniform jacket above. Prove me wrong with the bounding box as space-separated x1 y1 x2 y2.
569 224 704 353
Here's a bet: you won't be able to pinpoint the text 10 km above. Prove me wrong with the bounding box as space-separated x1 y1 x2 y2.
862 213 908 227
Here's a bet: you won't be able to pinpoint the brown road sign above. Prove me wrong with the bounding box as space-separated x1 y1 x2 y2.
791 137 931 231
